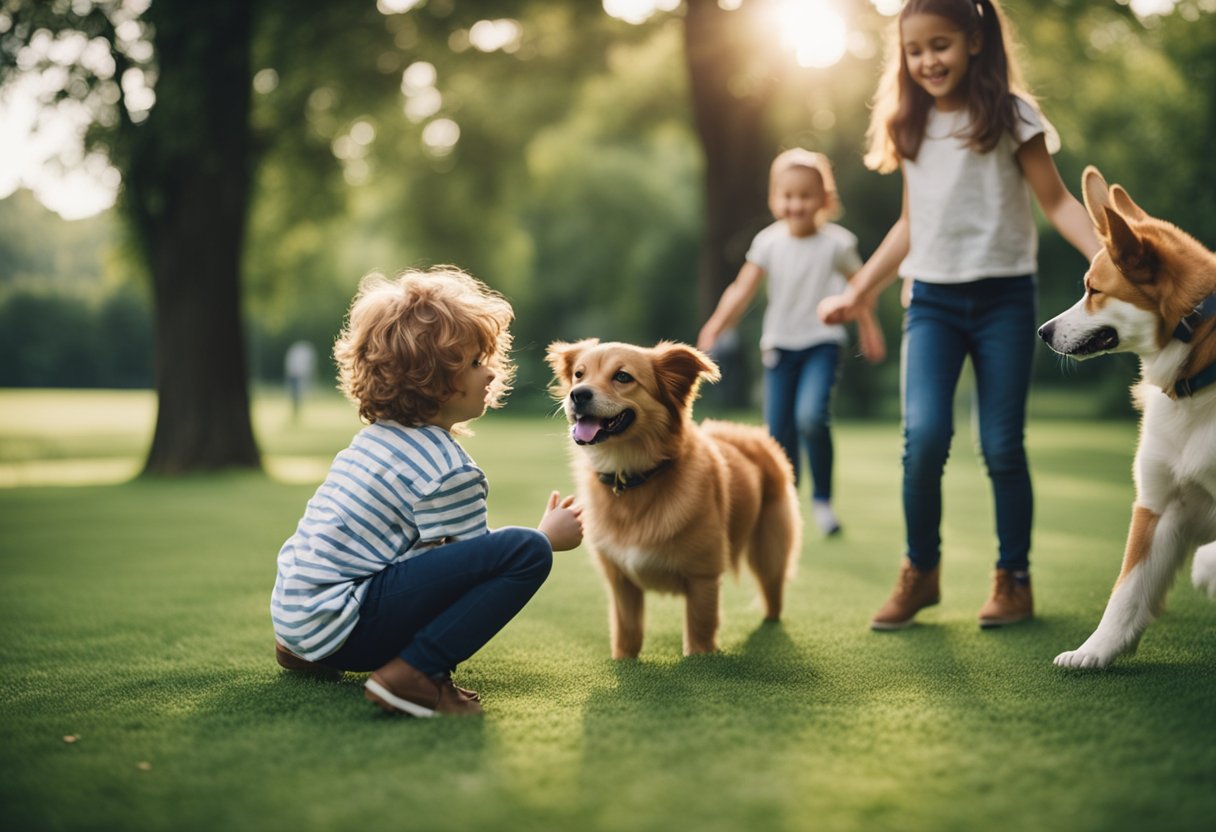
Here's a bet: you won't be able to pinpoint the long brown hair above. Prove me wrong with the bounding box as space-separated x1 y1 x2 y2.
864 0 1032 173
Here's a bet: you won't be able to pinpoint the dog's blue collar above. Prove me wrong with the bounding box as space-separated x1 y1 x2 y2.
1172 293 1216 343
1172 293 1216 398
1174 363 1216 398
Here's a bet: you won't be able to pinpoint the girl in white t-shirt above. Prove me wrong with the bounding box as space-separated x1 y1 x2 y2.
818 0 1101 630
698 148 885 537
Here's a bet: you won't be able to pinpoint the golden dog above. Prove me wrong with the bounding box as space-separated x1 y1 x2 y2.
546 339 802 658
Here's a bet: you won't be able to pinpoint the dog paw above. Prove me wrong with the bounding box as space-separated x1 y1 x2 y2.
1192 543 1216 599
1053 648 1114 670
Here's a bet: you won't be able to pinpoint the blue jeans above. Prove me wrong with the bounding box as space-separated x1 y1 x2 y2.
764 343 841 502
321 527 553 675
901 277 1036 572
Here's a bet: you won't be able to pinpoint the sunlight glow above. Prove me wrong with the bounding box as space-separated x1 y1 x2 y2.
421 118 460 156
776 0 848 69
601 0 680 25
1128 0 1178 16
468 19 522 53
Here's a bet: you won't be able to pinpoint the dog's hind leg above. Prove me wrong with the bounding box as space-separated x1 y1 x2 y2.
747 486 801 620
683 575 722 655
1192 541 1216 599
599 555 645 660
1055 504 1191 669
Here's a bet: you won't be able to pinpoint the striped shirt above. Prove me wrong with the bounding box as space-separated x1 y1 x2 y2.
270 421 489 661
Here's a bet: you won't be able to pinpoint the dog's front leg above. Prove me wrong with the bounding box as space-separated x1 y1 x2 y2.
1055 503 1185 669
683 575 722 655
599 555 645 659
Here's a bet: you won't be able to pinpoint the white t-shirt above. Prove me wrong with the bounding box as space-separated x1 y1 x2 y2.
900 96 1046 283
746 221 862 351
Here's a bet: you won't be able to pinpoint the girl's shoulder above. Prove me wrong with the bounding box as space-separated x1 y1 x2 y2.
1009 94 1058 150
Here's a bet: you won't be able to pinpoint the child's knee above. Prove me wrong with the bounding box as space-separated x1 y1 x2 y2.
502 527 554 581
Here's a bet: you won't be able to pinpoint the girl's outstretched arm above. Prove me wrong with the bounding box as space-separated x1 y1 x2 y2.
1017 134 1102 261
820 181 910 325
697 261 765 352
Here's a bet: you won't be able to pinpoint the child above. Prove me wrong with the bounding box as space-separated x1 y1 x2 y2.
818 0 1101 629
271 267 583 717
697 148 885 536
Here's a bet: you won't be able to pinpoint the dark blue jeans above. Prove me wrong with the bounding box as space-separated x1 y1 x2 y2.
763 343 841 502
901 277 1036 572
321 527 553 676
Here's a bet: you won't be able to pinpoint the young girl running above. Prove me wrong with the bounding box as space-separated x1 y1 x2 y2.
819 0 1101 629
698 148 885 537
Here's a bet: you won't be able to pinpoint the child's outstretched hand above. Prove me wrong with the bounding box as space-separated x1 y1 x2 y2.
538 491 583 552
818 290 859 325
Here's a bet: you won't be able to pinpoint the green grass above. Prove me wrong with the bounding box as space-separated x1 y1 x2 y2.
1 391 1214 831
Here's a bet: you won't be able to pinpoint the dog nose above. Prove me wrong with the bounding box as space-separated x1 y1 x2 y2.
570 386 593 406
1037 322 1054 342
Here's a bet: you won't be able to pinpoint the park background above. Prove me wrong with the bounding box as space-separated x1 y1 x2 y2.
1 1 1215 830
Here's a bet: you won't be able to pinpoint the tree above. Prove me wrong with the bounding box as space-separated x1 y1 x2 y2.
2 0 260 473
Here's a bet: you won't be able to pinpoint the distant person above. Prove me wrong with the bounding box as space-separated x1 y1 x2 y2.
270 267 583 717
284 340 316 421
818 0 1102 630
697 148 886 537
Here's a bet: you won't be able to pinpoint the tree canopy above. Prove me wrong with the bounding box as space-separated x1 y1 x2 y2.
2 0 1212 465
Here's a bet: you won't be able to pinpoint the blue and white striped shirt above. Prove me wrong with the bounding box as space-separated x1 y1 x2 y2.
270 421 488 661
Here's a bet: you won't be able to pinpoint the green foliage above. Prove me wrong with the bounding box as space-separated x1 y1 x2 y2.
2 395 1215 830
2 0 1211 419
0 286 152 388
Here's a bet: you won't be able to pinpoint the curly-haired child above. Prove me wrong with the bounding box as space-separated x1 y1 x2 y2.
271 267 583 717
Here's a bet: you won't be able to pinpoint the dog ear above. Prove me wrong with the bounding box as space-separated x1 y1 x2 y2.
1105 208 1157 284
546 339 598 383
1082 166 1111 236
1109 185 1149 223
652 341 721 412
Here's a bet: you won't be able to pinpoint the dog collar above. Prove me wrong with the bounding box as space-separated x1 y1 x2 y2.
1172 293 1216 343
597 459 675 496
1174 363 1216 398
1171 293 1216 397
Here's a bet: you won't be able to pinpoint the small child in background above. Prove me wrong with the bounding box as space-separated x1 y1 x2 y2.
271 267 583 717
819 0 1101 630
698 148 886 537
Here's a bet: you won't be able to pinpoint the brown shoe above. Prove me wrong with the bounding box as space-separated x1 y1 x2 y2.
364 658 483 717
275 641 338 674
978 569 1034 628
871 561 941 631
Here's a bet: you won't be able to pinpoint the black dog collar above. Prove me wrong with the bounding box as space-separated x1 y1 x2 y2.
597 459 675 496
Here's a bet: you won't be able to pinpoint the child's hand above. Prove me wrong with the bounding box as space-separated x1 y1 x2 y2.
538 491 583 552
818 291 858 325
695 324 717 353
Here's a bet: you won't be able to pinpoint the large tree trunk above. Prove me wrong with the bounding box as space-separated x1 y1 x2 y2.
132 0 260 474
683 0 776 407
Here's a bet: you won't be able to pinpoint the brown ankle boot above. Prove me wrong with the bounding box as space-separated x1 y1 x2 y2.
871 561 941 631
364 658 483 717
978 569 1033 628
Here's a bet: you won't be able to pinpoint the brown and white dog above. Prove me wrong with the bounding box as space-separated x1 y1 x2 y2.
1038 166 1216 669
546 339 802 659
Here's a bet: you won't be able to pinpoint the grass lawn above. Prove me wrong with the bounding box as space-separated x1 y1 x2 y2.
1 390 1214 831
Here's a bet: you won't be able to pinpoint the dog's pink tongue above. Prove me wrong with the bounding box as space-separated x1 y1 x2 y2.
572 417 603 443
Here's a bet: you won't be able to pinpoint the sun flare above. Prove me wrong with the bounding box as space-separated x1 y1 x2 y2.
775 0 848 69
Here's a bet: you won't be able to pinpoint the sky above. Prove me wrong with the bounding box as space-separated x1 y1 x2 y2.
0 73 120 221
